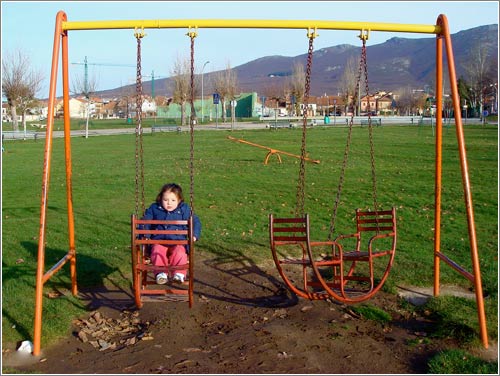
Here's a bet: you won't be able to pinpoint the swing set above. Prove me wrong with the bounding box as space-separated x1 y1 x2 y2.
32 11 489 356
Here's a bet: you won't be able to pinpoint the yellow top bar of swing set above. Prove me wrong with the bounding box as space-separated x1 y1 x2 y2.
61 18 441 35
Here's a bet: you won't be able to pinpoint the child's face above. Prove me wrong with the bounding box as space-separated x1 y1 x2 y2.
161 191 180 211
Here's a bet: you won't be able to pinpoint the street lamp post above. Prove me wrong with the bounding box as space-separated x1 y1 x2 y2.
333 99 337 126
201 61 210 123
490 83 498 114
463 99 468 125
468 87 475 117
358 86 361 116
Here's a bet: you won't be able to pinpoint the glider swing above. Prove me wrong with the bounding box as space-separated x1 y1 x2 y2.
270 30 396 304
130 28 198 308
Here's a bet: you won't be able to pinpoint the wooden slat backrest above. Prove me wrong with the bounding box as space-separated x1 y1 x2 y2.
132 217 191 245
356 208 396 233
270 214 309 243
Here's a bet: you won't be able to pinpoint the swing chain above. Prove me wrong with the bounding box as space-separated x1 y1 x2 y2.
135 32 145 217
189 29 198 127
362 39 379 215
327 99 355 239
295 32 315 217
328 36 368 240
189 31 196 214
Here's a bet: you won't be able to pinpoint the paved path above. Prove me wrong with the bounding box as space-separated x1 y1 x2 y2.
32 122 270 139
4 117 489 140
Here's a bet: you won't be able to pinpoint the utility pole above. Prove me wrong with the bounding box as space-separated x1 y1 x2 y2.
201 61 210 123
83 56 89 94
71 56 135 97
151 70 156 100
130 70 166 123
148 70 166 100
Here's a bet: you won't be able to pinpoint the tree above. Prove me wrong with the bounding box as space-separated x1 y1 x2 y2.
462 43 496 118
394 87 427 116
170 55 192 126
2 49 44 132
72 70 98 138
118 84 135 120
287 62 305 116
212 61 238 123
339 56 358 115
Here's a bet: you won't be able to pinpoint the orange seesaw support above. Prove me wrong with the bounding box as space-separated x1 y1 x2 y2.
227 136 320 165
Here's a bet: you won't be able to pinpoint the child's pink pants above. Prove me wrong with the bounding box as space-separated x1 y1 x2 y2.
150 244 188 277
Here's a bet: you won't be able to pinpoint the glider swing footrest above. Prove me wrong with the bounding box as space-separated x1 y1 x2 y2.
343 250 393 261
279 258 310 265
279 258 341 266
141 294 189 303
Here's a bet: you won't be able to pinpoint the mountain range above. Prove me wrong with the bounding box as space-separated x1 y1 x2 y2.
98 24 498 98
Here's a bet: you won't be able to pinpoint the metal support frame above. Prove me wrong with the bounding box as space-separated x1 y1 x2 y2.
433 15 488 348
32 11 488 356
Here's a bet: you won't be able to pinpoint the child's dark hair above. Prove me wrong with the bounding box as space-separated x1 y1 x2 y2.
156 183 184 203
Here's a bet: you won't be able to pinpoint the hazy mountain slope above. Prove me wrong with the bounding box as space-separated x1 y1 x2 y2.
98 24 498 98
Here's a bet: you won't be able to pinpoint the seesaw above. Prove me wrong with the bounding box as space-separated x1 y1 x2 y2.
227 136 320 165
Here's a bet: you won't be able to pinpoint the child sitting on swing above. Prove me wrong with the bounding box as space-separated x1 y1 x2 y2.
142 183 201 284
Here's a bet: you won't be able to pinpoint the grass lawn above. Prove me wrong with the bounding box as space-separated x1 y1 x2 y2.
2 124 498 355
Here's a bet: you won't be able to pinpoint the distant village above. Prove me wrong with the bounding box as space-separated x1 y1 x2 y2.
2 89 451 124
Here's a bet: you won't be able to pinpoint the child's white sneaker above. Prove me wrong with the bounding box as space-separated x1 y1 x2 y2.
172 273 185 283
156 272 168 285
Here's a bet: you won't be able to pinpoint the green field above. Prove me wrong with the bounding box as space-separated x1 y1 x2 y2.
2 124 498 353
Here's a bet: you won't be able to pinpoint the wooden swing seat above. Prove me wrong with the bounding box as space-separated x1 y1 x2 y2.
131 215 195 308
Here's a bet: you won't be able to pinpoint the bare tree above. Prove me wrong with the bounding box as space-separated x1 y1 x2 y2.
462 43 494 118
394 86 427 116
394 87 413 116
338 56 358 115
212 61 238 123
170 55 191 126
71 71 98 100
263 80 286 118
72 71 98 138
2 49 44 132
118 84 135 120
287 62 305 116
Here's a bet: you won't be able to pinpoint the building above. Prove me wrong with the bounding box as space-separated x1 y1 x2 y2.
314 95 344 116
67 97 94 119
156 92 261 121
2 101 9 122
360 91 396 115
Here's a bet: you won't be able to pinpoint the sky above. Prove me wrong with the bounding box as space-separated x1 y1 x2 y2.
1 1 499 98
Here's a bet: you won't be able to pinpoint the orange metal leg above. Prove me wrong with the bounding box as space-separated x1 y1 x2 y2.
433 27 443 298
61 15 78 297
435 14 488 348
33 10 66 357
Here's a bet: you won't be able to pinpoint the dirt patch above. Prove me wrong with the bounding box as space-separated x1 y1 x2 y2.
3 251 466 374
